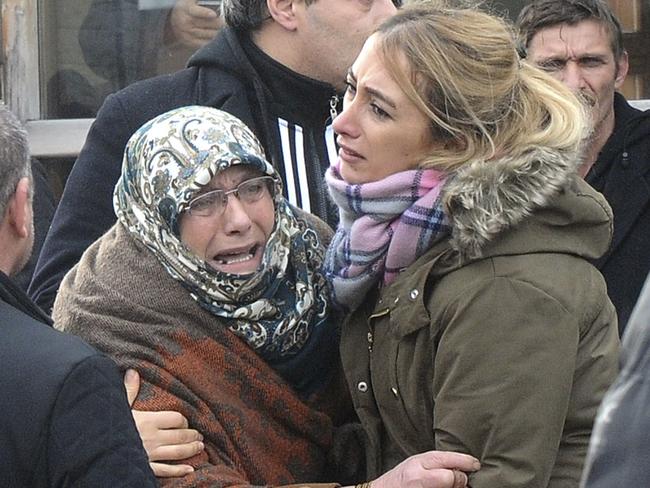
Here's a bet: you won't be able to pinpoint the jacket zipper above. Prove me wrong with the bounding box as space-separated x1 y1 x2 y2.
329 95 339 122
367 308 389 352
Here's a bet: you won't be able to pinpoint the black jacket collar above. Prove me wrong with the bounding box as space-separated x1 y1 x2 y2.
188 28 336 124
238 33 337 124
0 271 52 326
588 93 650 265
588 93 650 186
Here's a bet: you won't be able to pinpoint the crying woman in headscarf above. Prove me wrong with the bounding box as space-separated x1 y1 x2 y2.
52 105 352 487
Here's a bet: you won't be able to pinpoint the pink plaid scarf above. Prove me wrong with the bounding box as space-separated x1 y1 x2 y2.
325 164 450 311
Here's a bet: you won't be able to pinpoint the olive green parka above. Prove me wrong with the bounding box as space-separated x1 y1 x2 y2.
341 146 620 488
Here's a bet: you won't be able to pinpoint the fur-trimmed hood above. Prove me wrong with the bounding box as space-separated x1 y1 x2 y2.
441 145 613 262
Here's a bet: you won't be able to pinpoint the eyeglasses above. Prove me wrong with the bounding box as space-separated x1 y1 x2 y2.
186 176 275 217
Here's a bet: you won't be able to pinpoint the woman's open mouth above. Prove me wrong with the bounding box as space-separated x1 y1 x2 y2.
214 244 259 265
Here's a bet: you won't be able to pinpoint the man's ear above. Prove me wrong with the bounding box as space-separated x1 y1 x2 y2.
7 177 32 239
267 0 301 30
614 51 629 89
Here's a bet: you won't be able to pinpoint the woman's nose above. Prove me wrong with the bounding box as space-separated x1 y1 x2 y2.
221 193 253 234
333 104 360 139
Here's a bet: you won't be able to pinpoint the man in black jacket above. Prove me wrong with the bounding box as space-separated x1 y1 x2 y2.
517 0 650 335
28 0 396 313
0 105 156 488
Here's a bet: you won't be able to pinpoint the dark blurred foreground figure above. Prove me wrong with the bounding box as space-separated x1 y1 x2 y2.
580 272 650 487
325 3 620 487
0 104 156 487
517 0 650 335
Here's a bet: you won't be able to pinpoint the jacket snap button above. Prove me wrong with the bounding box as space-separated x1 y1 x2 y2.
357 381 368 392
391 387 399 397
409 289 419 300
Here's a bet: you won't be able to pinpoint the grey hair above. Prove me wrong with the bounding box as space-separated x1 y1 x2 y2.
222 0 270 31
0 104 32 219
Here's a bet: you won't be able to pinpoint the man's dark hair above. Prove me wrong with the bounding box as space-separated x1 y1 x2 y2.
516 0 625 60
222 0 269 31
0 105 31 218
222 0 318 31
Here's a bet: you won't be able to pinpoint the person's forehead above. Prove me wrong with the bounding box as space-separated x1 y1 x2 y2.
352 35 408 96
528 19 613 59
205 166 264 191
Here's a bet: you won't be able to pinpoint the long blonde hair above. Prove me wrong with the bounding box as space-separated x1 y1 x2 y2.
376 1 589 171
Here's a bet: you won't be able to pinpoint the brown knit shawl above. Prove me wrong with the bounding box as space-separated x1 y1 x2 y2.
53 221 342 488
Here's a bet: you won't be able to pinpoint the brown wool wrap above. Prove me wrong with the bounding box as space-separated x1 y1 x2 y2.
53 221 344 487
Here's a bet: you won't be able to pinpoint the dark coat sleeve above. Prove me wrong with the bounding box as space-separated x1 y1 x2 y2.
27 93 139 313
47 354 156 487
580 275 650 487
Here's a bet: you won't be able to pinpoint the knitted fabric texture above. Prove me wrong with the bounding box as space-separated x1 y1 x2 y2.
325 165 450 311
53 222 344 487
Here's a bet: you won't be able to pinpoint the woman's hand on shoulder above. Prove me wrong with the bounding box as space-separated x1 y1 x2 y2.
124 369 205 477
356 450 480 488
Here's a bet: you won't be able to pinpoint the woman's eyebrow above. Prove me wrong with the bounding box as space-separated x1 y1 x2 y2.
347 68 397 109
366 86 397 109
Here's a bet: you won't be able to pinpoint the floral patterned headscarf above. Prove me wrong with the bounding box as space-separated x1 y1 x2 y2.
114 106 336 393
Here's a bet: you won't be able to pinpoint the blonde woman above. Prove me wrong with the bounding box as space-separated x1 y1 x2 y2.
326 3 620 487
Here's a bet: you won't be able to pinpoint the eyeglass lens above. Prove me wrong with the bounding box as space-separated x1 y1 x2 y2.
188 176 273 216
